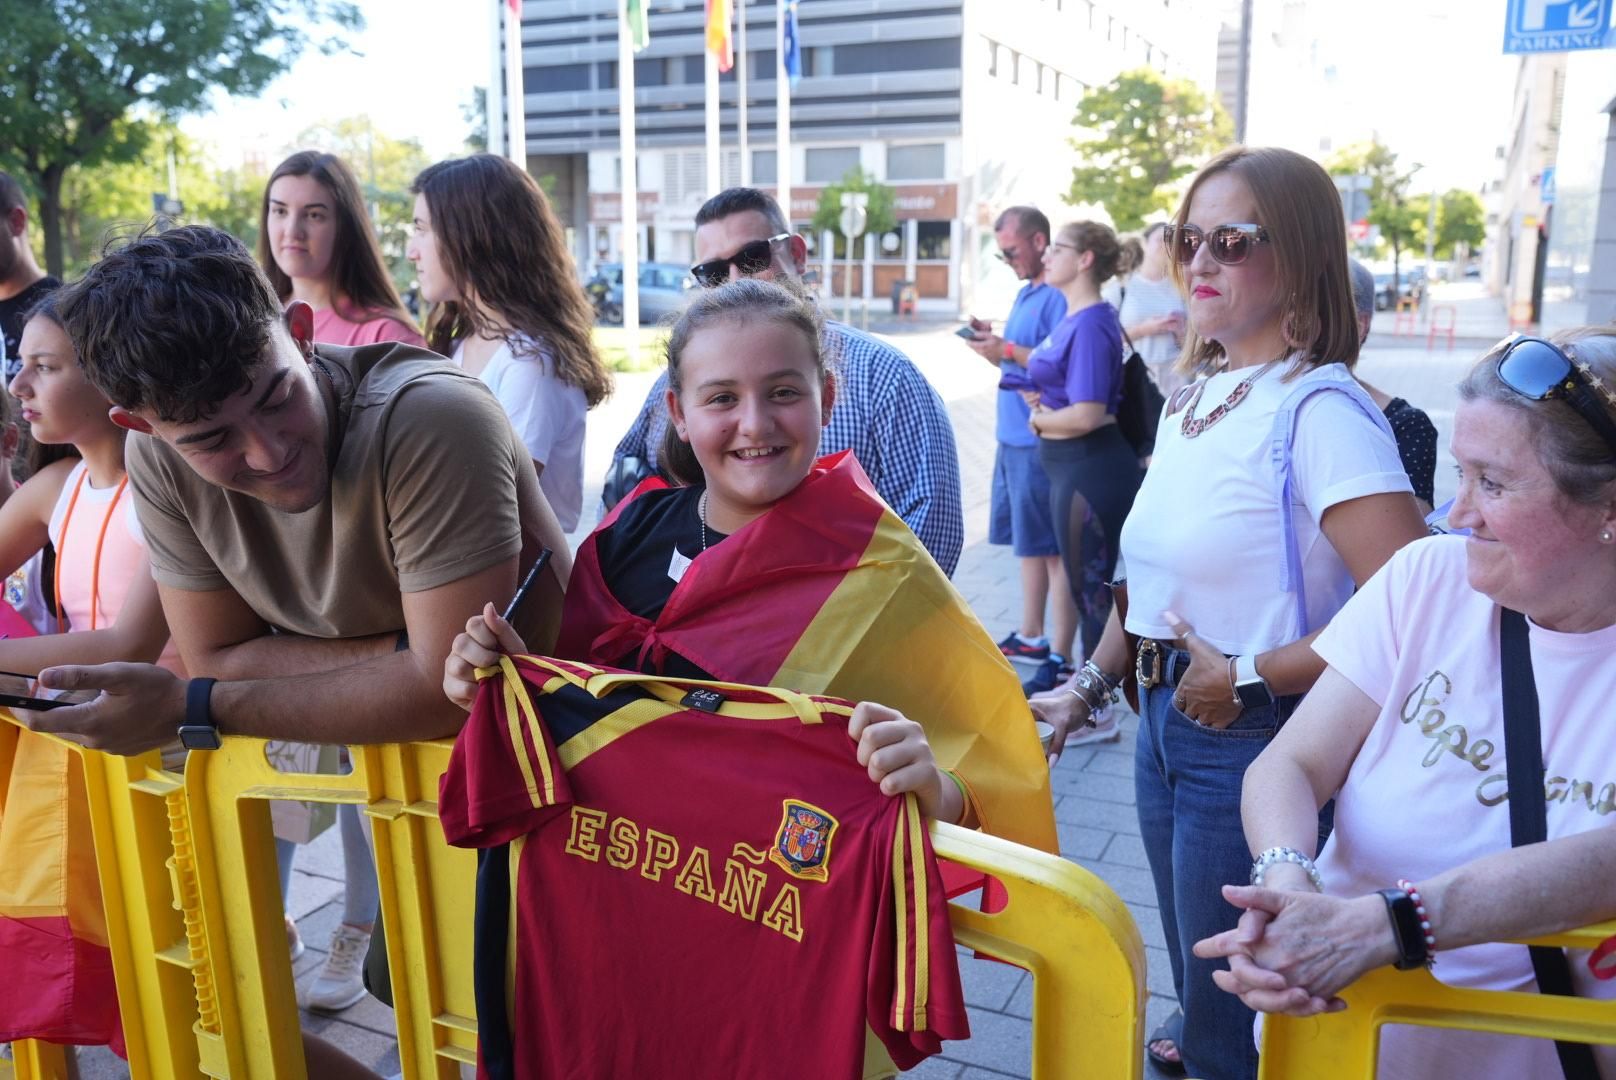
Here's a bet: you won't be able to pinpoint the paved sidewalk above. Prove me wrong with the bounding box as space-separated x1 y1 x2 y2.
75 323 1473 1078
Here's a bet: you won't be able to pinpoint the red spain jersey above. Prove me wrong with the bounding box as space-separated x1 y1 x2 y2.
439 654 969 1080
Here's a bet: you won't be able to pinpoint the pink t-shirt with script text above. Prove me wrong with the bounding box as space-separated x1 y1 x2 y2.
1311 534 1616 1079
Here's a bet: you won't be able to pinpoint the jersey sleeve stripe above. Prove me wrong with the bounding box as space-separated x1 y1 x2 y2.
890 796 913 1029
499 673 547 809
497 655 559 807
904 794 931 1029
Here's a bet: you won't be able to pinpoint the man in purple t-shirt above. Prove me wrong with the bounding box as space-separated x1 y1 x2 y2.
962 206 1074 692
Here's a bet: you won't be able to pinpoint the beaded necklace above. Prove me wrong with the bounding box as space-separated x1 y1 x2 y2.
53 467 130 633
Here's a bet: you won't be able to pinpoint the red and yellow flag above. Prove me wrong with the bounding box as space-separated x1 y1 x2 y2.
705 0 734 72
0 719 123 1050
558 451 1057 856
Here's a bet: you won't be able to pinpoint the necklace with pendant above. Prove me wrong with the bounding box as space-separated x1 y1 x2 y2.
1179 357 1283 438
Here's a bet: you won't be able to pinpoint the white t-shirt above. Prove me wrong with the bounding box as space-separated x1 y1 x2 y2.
1311 535 1616 1080
4 551 51 635
1116 271 1187 393
1119 360 1411 655
454 334 588 533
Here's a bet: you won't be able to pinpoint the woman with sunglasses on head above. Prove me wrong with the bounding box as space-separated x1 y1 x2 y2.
1036 147 1428 1078
1194 327 1616 1079
258 151 425 349
1008 220 1140 691
408 154 612 533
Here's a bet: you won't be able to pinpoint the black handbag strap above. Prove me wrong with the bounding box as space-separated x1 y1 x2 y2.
1499 607 1602 1080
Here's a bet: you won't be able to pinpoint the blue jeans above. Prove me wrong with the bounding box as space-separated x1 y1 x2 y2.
1134 679 1312 1080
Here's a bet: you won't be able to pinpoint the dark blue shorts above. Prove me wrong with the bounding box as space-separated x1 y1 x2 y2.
989 442 1059 557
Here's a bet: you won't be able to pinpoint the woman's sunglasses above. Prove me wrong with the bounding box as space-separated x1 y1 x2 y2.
689 233 792 287
1494 335 1616 456
1166 223 1270 266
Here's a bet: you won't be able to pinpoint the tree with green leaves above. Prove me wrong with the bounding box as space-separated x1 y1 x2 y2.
0 0 361 276
1064 67 1232 230
1326 140 1423 290
811 168 897 259
52 125 264 275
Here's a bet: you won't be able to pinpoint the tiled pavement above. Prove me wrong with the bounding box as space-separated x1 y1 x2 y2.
73 290 1491 1077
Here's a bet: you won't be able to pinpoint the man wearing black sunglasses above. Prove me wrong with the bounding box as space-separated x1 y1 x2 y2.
607 187 964 575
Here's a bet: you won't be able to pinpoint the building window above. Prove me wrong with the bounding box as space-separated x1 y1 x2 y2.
527 63 591 93
832 38 961 75
887 143 944 181
916 221 951 260
805 146 861 183
803 46 833 77
753 149 777 184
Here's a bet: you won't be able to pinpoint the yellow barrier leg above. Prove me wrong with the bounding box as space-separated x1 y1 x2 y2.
78 751 207 1079
7 1041 69 1080
182 743 313 1078
935 822 1146 1080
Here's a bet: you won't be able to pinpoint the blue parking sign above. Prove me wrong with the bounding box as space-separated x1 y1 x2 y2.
1504 0 1615 52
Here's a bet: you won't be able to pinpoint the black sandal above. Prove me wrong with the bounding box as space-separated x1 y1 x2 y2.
1146 1008 1186 1076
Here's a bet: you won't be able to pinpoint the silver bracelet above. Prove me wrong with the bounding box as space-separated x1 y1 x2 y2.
1250 846 1324 891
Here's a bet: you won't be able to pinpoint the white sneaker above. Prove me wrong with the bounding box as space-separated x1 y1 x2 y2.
286 915 305 962
302 924 371 1012
1066 703 1122 747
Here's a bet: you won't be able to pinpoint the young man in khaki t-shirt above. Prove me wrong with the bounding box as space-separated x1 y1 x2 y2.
30 224 570 755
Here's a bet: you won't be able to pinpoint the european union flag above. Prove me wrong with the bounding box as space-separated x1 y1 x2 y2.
783 0 802 85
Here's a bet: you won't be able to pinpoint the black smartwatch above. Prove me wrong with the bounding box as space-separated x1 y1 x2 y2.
179 677 222 751
1233 654 1276 710
1377 887 1432 970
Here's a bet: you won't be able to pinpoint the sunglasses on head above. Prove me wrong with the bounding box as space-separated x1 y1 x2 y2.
690 233 792 287
1493 335 1616 457
1167 223 1270 266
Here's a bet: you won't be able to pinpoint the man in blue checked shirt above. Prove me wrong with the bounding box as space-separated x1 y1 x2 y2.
606 187 964 576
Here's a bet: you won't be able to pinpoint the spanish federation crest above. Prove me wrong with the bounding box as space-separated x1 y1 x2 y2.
768 799 838 883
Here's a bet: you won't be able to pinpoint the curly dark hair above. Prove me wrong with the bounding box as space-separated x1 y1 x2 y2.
54 225 284 424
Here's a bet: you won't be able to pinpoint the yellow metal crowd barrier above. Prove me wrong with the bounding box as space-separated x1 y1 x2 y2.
0 711 205 1080
179 735 1148 1079
1260 920 1616 1077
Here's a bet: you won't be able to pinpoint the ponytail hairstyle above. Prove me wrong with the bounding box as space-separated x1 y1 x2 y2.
256 151 415 328
658 277 829 486
410 154 611 407
1056 220 1124 286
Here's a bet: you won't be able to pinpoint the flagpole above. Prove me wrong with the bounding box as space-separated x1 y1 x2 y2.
776 0 791 226
705 46 720 195
488 0 505 157
737 0 750 185
503 0 526 165
618 0 640 346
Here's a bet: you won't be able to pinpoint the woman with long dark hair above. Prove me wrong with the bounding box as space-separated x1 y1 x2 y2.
257 150 424 348
408 154 611 533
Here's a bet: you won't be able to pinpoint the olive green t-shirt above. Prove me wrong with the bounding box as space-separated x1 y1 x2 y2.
127 343 549 639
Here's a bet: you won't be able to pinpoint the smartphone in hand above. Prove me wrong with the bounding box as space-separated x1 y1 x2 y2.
955 325 983 341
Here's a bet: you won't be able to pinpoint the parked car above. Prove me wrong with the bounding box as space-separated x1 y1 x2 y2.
1371 265 1425 310
586 262 695 324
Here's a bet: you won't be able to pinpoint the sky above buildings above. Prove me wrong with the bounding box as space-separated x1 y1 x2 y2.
181 0 1531 193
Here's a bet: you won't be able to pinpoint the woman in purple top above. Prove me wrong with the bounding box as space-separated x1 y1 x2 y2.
1023 221 1141 659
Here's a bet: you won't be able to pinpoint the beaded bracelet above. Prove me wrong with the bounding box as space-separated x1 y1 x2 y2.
1396 878 1438 954
1250 846 1324 891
